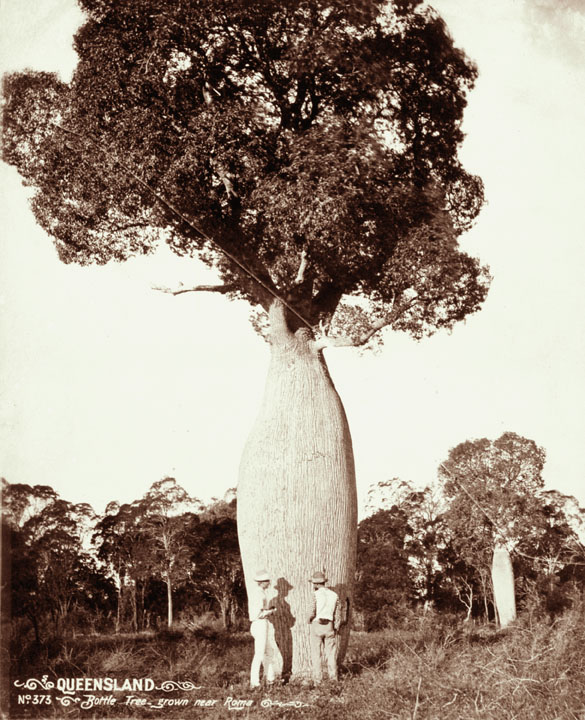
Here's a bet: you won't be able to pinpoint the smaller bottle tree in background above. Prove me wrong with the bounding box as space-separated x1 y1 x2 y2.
439 432 546 622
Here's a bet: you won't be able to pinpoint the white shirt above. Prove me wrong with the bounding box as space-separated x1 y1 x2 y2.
248 584 276 622
312 586 338 622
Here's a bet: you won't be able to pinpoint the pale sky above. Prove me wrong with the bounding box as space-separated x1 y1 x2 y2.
1 0 584 518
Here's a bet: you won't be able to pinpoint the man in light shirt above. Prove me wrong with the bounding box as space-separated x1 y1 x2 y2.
248 569 278 688
307 570 340 684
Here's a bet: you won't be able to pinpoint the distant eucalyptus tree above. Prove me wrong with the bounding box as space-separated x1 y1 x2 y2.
93 501 150 631
138 478 201 627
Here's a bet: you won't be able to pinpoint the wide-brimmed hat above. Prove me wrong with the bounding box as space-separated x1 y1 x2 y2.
310 571 327 584
254 569 270 582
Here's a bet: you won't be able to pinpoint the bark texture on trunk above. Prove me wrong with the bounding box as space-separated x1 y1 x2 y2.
238 301 357 680
491 542 516 628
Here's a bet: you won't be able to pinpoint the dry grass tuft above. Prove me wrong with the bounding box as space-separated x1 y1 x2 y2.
7 601 585 719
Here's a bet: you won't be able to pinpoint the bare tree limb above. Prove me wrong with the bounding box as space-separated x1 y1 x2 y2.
212 159 238 199
315 316 394 349
314 297 419 350
152 283 237 296
294 248 309 285
107 221 152 233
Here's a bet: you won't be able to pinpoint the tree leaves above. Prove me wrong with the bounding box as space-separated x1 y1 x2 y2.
2 0 489 341
439 433 548 613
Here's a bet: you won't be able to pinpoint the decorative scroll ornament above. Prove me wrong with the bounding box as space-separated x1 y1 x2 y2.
156 680 203 692
14 676 55 691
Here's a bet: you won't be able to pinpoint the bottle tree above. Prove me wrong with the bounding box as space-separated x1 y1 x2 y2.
2 0 489 677
440 433 547 626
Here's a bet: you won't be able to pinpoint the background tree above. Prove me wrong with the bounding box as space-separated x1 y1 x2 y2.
3 519 45 644
367 479 448 606
365 478 414 515
92 500 153 632
355 506 414 630
439 432 546 622
436 540 482 620
2 0 489 675
21 499 101 635
138 478 201 628
1 480 59 528
2 481 115 639
513 490 585 617
192 495 245 629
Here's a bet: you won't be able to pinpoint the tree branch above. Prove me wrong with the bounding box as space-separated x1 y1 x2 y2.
316 317 392 349
314 297 419 350
107 221 152 233
152 283 237 296
294 248 309 285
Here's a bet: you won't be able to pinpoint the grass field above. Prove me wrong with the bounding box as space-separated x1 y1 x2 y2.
5 601 585 720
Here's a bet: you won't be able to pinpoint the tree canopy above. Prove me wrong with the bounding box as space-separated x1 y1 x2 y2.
440 432 547 542
2 0 489 343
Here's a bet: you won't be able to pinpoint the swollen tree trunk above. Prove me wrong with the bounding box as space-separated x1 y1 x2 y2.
491 541 516 628
238 301 358 681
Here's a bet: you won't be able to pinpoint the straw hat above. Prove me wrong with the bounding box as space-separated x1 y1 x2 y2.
310 571 327 584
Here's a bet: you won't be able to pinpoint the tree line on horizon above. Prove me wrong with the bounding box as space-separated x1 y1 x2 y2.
2 431 584 645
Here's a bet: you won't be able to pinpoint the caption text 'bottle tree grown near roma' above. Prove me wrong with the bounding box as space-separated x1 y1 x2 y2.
2 0 490 678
